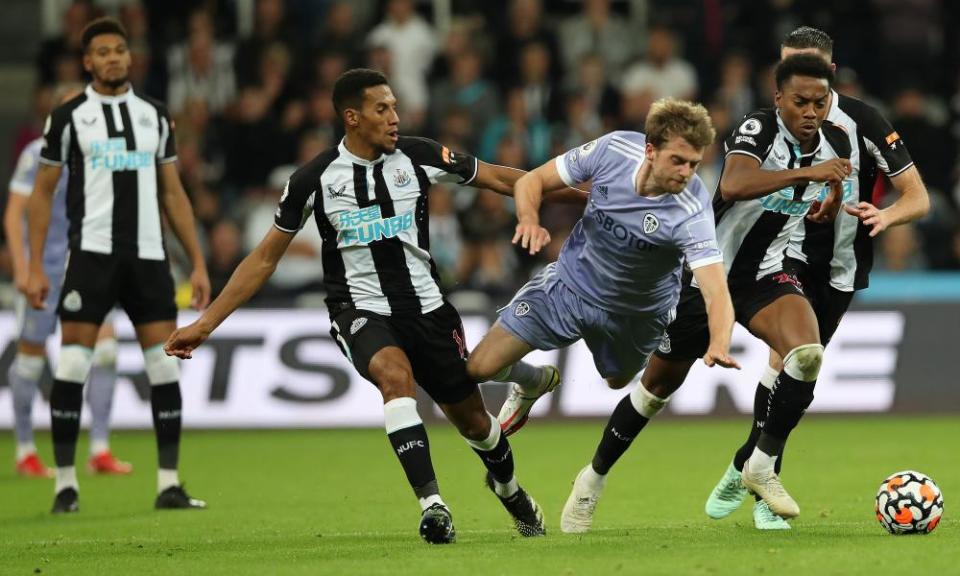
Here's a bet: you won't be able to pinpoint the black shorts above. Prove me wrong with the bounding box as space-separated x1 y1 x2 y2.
329 302 475 404
58 250 177 325
784 258 854 347
656 268 807 361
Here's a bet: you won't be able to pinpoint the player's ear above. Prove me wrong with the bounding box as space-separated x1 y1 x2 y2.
344 108 359 128
645 142 656 161
82 53 94 74
774 90 782 108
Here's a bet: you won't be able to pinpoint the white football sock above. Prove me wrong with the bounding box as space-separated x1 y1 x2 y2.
55 466 78 493
158 468 180 493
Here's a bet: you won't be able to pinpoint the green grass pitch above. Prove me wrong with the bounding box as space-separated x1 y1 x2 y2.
1 416 955 575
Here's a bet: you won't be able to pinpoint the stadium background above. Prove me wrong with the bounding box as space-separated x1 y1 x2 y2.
0 0 959 427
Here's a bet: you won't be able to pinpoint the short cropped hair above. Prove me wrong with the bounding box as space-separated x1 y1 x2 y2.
332 68 390 119
81 17 128 52
782 26 833 58
645 98 715 150
775 54 835 90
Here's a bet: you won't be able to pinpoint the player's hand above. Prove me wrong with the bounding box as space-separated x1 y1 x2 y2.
843 201 889 237
190 268 211 310
164 322 210 359
26 269 50 310
703 347 741 369
804 158 852 184
512 219 551 255
807 179 844 224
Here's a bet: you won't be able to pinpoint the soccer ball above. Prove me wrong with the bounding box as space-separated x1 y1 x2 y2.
875 470 943 535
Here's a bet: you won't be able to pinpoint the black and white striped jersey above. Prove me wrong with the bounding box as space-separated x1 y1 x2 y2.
275 137 478 317
713 108 852 285
786 91 914 291
39 84 177 260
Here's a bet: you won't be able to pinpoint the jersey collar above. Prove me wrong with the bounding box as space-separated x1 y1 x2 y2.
84 83 132 104
776 109 822 157
338 138 387 166
827 89 840 122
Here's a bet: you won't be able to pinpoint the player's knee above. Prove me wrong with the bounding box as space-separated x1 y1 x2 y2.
459 411 495 442
13 353 45 381
605 375 631 390
630 383 670 419
144 344 180 385
464 351 497 383
92 337 118 368
55 345 94 384
783 343 824 382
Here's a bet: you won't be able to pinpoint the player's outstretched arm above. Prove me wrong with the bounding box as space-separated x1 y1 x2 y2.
25 164 62 309
471 161 589 205
692 262 740 370
164 227 294 359
843 167 929 237
158 162 211 310
720 154 851 201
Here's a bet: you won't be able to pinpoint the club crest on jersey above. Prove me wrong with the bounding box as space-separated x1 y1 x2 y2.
63 290 82 312
514 302 530 317
393 168 411 187
350 317 368 335
327 183 347 199
643 213 660 234
739 118 762 135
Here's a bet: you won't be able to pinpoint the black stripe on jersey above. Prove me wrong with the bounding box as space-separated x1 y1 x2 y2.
103 103 139 255
412 164 444 287
349 163 420 315
305 149 353 314
851 133 874 288
66 120 85 248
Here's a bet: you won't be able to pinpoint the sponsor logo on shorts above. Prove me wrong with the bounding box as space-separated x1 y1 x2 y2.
452 327 467 360
643 213 660 234
658 333 672 354
514 301 530 317
771 272 803 293
350 317 368 335
63 290 82 312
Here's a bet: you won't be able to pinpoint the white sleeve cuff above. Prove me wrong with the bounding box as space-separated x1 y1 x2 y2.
37 157 64 167
273 222 299 234
687 254 724 270
555 155 575 187
9 182 32 196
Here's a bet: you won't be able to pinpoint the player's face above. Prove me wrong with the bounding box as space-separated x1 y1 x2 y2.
84 34 131 88
356 85 400 154
647 136 704 194
775 75 830 143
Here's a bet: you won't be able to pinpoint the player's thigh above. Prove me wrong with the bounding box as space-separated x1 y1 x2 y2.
494 264 582 360
60 322 102 347
118 256 177 326
58 251 117 327
407 303 479 406
467 322 535 382
748 294 820 357
329 308 406 389
584 306 674 386
640 353 697 398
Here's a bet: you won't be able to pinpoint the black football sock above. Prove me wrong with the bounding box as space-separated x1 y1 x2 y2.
591 393 650 475
50 379 84 470
150 382 182 471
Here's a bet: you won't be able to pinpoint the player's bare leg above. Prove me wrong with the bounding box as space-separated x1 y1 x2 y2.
135 320 205 510
440 389 545 537
50 321 100 513
467 323 558 436
562 356 693 533
739 295 822 519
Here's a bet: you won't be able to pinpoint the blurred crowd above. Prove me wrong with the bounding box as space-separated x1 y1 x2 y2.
4 0 960 308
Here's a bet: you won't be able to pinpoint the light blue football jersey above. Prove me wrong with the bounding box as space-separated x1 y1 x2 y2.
554 131 722 315
9 137 70 268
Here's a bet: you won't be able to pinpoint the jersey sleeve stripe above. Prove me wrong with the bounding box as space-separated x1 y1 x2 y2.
724 149 764 163
680 190 702 211
687 254 724 269
555 155 576 187
608 145 643 163
610 135 645 154
462 157 478 185
886 161 915 178
673 192 695 215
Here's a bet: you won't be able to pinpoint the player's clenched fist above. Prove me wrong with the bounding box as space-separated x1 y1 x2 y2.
804 158 851 184
164 322 210 359
26 269 50 310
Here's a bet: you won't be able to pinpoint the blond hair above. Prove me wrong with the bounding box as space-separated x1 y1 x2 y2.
645 98 715 150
